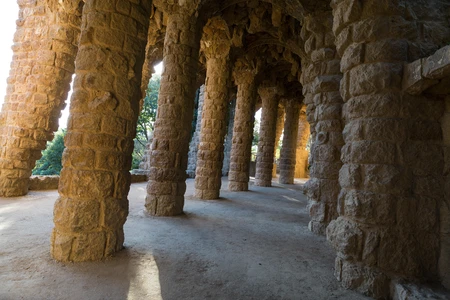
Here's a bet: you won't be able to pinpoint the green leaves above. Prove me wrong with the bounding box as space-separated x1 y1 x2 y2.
32 129 66 175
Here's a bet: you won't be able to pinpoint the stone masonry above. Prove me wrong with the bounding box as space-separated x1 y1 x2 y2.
301 11 344 235
255 85 279 187
187 85 205 178
1 0 449 298
272 103 284 177
228 58 258 192
195 17 232 200
0 0 81 197
222 98 236 176
145 2 202 216
51 0 151 262
279 98 300 184
327 0 450 297
295 105 310 178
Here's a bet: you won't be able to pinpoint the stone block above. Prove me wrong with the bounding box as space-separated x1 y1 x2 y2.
326 217 363 260
402 59 438 95
423 45 450 79
29 175 59 190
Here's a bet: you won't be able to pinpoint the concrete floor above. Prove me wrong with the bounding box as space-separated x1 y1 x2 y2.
0 177 368 300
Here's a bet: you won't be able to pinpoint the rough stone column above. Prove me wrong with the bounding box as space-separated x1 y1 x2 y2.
295 106 310 178
279 99 300 184
51 0 151 262
195 17 232 200
228 60 258 192
222 98 236 176
300 12 344 235
186 86 204 178
254 85 279 187
145 5 201 215
0 0 82 197
272 104 285 177
327 1 444 297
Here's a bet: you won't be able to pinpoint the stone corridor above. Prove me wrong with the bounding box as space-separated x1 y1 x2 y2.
1 0 450 299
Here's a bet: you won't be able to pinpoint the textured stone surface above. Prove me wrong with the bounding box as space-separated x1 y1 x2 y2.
300 11 343 235
0 0 82 197
403 45 450 95
295 105 310 178
51 0 151 262
187 85 205 178
222 98 236 177
145 6 201 216
195 17 232 200
391 281 450 300
272 104 285 178
255 85 279 187
0 0 448 298
279 99 300 184
329 0 447 297
29 175 60 190
228 59 258 192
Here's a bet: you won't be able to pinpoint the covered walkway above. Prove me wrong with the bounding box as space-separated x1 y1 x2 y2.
0 177 368 299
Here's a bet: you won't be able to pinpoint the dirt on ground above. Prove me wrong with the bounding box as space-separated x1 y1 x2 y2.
0 178 368 300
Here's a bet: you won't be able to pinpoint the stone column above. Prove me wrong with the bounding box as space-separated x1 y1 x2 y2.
295 106 310 178
279 99 300 184
145 6 201 215
0 0 82 197
272 105 285 177
187 86 204 178
222 98 236 176
51 0 151 262
254 85 279 187
327 1 443 297
228 60 258 192
195 17 232 200
300 12 344 235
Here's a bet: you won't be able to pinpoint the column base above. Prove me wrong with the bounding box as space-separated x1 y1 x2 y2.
50 228 124 262
0 178 29 197
279 177 294 184
228 181 248 191
254 179 271 187
334 258 390 299
145 194 184 216
195 189 220 200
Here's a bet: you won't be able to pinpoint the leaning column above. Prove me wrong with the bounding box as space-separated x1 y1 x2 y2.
228 59 258 192
254 84 279 187
51 0 151 262
279 98 300 184
195 17 232 200
0 1 81 196
145 3 201 215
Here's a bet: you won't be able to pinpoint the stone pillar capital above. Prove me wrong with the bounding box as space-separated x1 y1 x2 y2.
258 85 279 100
201 17 232 60
233 57 259 85
153 0 201 16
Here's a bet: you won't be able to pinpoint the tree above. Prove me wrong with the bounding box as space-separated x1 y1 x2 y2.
132 75 160 169
32 129 66 175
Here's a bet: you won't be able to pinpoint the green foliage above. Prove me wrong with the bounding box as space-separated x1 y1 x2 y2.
132 74 160 169
32 129 66 175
